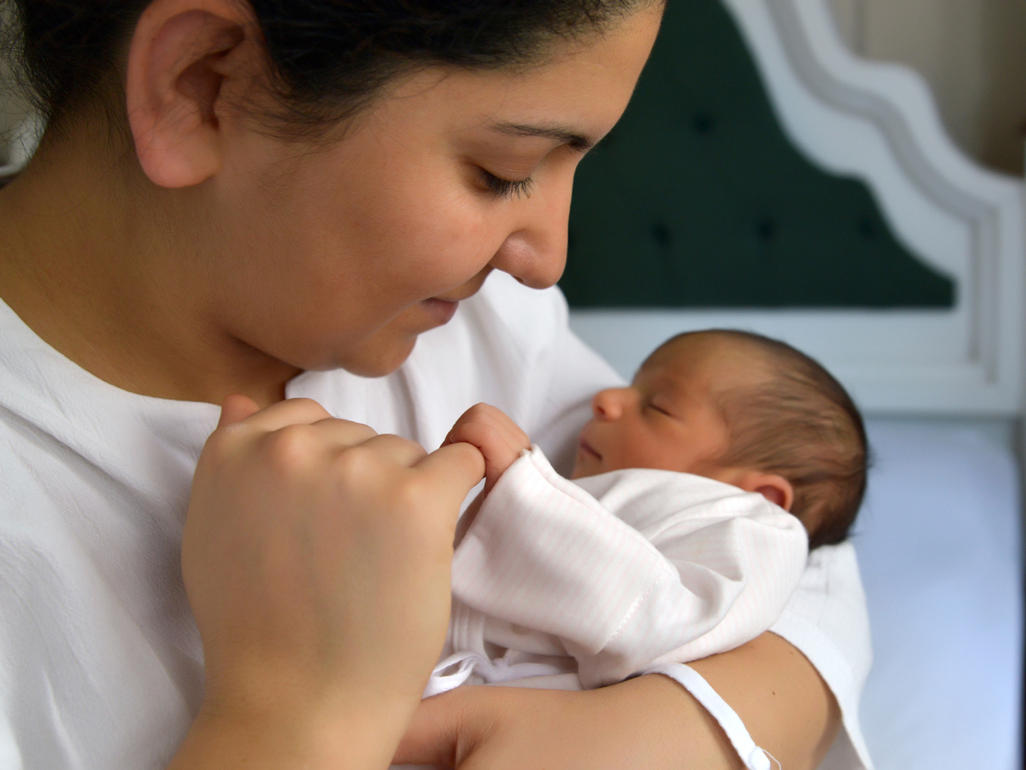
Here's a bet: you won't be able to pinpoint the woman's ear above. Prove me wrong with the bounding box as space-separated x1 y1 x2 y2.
125 0 255 188
734 470 795 511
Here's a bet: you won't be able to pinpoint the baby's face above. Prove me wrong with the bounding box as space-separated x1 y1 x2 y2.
571 336 744 480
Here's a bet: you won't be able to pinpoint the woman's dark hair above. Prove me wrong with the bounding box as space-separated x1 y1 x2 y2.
5 0 655 136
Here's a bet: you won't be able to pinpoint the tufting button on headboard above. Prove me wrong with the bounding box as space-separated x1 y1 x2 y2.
857 217 876 240
692 113 716 134
651 221 673 249
755 218 777 242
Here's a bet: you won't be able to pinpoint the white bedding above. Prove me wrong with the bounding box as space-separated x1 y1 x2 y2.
857 419 1022 769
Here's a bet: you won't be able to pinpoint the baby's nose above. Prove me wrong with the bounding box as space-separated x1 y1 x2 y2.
592 388 625 420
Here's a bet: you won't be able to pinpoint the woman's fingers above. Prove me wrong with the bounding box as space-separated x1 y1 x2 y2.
220 396 335 432
186 394 487 742
395 686 483 766
310 416 379 446
354 432 429 466
217 400 474 480
217 394 262 427
415 441 486 515
214 397 380 456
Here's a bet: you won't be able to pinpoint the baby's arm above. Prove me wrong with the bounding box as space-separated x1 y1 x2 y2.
444 403 531 492
451 447 808 688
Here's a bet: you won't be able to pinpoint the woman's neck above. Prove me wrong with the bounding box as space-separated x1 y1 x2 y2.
0 117 298 408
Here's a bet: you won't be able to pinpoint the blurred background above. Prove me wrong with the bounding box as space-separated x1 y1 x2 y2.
829 0 1026 175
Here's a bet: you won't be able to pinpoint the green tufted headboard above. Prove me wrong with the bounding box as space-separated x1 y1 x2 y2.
560 0 955 309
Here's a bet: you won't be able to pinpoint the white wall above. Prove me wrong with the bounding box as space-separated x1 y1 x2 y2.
829 0 1026 174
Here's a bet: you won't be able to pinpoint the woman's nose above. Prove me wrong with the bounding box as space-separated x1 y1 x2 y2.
592 388 627 420
489 233 567 289
489 174 573 289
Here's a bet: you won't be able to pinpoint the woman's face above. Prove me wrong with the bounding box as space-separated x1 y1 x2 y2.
208 6 662 376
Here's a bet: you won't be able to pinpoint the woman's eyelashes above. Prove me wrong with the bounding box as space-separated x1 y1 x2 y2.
479 168 535 199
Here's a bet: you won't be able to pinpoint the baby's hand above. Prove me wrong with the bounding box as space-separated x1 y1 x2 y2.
445 403 530 492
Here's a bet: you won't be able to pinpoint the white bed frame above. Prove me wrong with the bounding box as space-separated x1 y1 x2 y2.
570 0 1026 418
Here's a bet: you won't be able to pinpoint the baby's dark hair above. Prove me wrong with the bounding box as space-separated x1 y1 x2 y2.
5 0 658 136
664 329 869 549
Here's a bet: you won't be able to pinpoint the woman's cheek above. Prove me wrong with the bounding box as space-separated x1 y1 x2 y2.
419 212 502 285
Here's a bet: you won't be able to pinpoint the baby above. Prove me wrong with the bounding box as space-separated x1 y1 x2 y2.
427 328 869 694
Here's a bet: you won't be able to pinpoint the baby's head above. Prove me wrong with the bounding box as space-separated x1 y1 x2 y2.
571 329 868 548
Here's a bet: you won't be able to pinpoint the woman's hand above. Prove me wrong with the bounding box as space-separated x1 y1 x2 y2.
171 395 485 769
444 403 530 492
395 634 841 770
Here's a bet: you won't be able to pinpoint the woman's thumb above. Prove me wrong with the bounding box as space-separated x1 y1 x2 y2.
217 393 261 428
393 689 482 766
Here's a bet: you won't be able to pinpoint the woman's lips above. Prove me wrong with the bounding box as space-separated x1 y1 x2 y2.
421 297 459 325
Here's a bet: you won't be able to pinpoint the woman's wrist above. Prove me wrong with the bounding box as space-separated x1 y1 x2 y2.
168 689 418 770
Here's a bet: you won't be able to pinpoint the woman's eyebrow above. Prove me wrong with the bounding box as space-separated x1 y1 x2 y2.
489 121 595 151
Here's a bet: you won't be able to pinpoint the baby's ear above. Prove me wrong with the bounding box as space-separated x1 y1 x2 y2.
734 470 794 511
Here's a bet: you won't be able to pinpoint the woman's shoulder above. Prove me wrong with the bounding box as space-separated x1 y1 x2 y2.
771 542 874 769
773 543 870 661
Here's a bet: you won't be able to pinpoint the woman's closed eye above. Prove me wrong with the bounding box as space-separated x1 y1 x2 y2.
480 168 535 199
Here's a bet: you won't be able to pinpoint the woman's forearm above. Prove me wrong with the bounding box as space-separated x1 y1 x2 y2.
395 631 841 769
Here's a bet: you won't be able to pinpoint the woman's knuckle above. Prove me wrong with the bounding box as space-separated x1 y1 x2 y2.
202 428 235 460
356 422 379 441
333 444 378 481
392 476 430 510
395 435 428 460
289 397 325 413
263 424 314 469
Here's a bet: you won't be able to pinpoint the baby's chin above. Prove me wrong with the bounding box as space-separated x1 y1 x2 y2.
569 459 599 480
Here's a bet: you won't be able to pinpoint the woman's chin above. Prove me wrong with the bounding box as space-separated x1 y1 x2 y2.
332 336 418 378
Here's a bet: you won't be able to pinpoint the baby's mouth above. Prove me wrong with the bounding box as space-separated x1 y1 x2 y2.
578 438 602 460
